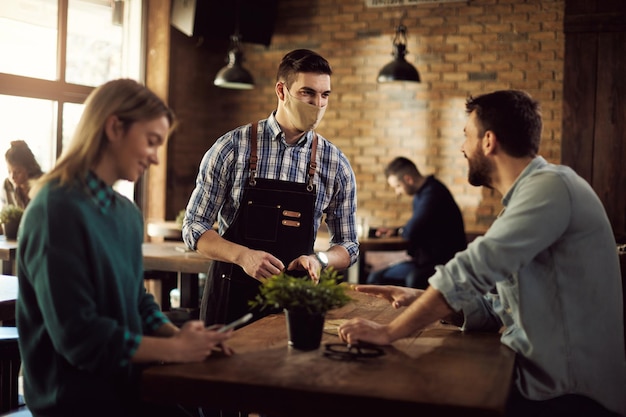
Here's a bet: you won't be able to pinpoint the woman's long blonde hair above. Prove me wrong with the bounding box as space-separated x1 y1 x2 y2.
31 78 175 197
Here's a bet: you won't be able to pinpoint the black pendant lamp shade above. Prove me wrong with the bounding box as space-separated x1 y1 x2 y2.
377 24 421 83
214 34 255 90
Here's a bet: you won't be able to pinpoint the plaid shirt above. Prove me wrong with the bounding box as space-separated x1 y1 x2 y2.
183 112 359 265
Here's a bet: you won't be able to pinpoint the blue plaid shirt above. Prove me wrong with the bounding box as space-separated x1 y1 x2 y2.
183 112 359 265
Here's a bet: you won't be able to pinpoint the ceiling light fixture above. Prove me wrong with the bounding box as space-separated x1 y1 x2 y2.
214 1 254 90
214 33 254 90
377 23 421 83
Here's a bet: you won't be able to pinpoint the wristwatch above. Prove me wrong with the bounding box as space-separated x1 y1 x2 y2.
314 251 329 269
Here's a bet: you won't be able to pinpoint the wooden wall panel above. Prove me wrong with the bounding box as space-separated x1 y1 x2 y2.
592 32 626 238
560 33 597 180
562 0 626 241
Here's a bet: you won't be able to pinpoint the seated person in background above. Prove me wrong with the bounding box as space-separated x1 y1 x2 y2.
1 139 44 209
366 157 466 288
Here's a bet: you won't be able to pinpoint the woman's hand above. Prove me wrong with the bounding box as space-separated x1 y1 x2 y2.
169 320 234 362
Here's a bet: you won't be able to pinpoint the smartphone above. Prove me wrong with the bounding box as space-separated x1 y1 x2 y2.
216 313 253 333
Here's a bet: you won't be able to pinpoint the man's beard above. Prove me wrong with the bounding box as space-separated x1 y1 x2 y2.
467 147 493 188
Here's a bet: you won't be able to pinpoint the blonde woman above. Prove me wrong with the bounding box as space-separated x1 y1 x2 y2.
16 79 232 417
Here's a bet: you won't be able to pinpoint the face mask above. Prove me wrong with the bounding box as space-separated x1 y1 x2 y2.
283 86 327 132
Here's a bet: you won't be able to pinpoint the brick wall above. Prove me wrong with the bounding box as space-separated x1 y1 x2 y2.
167 0 564 234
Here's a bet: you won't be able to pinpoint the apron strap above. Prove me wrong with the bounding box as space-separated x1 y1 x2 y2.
307 133 318 192
248 122 318 190
249 122 259 186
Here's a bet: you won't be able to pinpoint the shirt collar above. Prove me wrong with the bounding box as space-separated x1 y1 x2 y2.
85 170 115 214
502 156 547 207
268 112 312 147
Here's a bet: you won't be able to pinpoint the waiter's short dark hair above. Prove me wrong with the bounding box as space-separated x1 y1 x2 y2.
277 49 332 88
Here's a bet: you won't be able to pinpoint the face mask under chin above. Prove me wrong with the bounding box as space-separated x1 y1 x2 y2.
284 87 327 132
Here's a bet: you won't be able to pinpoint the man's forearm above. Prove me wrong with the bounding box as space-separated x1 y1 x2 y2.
196 229 248 264
387 286 455 341
324 245 351 270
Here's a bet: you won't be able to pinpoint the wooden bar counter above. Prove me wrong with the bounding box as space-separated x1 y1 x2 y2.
142 291 515 417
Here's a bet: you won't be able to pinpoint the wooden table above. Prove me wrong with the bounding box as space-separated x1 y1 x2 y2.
0 275 18 323
358 236 409 283
0 238 18 276
146 220 182 241
142 242 213 310
142 291 515 417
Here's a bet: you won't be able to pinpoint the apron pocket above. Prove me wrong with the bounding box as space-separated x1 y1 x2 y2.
244 202 279 242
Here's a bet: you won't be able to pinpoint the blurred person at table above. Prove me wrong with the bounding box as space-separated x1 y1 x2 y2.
366 156 466 289
183 49 358 327
16 79 232 417
0 139 44 210
339 90 626 417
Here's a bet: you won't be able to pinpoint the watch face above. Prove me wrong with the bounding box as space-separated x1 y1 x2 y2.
317 252 329 267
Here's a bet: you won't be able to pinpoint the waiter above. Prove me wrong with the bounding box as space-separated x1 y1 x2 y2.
182 49 359 326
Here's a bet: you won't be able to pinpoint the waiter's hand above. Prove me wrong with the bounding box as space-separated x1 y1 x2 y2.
286 255 322 283
239 249 285 281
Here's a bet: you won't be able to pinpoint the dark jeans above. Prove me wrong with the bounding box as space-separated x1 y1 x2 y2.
506 387 620 417
366 260 433 289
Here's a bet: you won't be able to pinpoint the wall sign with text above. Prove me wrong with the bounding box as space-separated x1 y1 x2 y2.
366 0 469 7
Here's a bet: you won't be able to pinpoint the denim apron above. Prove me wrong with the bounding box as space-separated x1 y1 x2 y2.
200 122 318 325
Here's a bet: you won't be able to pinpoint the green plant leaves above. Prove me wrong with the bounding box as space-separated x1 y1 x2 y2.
250 268 352 314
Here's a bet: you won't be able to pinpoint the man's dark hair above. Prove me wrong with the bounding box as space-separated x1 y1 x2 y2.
465 90 542 158
276 49 332 88
384 157 421 179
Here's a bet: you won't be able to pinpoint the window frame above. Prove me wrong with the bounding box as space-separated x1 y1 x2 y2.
0 0 147 208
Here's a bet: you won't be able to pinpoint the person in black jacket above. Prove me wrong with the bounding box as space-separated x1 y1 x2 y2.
366 157 466 288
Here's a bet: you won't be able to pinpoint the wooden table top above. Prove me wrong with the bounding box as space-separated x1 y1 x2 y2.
142 291 515 417
358 236 409 252
0 274 18 322
142 241 212 275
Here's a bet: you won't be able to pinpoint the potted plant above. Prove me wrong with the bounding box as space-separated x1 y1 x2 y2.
0 205 24 240
250 268 353 350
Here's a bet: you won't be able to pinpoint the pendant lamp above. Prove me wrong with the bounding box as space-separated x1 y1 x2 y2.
214 32 254 90
377 24 421 83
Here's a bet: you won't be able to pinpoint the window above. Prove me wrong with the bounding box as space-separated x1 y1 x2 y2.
0 0 144 200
